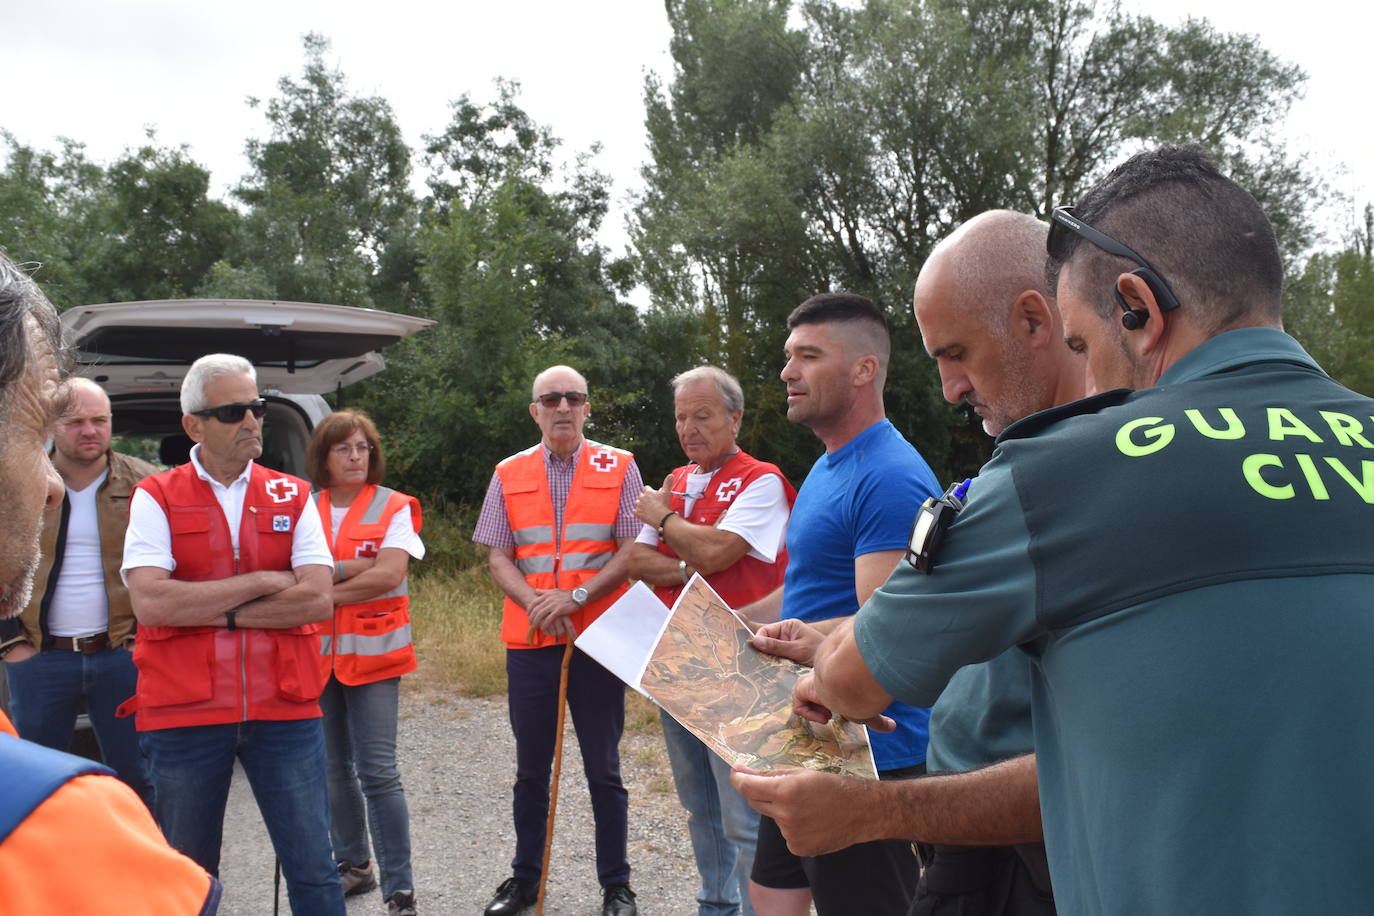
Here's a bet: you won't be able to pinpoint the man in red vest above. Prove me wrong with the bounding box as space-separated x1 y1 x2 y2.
122 353 344 915
0 253 220 914
629 365 795 916
473 364 644 916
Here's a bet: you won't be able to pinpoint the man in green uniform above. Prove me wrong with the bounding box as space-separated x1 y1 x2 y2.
793 145 1374 914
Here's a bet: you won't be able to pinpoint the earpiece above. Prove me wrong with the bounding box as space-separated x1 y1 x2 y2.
1116 291 1149 330
1116 267 1181 331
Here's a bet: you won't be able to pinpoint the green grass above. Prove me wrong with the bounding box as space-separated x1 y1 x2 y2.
409 566 509 696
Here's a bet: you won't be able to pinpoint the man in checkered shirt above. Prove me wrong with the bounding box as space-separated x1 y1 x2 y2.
473 364 644 916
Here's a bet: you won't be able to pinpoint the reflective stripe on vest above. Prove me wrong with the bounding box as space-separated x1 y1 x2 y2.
321 622 414 657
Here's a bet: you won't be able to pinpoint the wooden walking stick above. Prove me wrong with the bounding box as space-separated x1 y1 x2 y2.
536 634 576 916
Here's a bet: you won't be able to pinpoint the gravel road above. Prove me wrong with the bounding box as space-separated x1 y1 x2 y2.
215 686 702 916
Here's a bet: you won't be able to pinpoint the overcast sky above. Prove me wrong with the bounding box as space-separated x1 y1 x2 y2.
8 0 1371 258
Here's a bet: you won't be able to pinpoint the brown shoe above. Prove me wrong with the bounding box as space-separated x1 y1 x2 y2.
337 860 377 896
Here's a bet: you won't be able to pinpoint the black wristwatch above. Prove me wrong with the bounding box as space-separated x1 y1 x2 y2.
571 587 589 607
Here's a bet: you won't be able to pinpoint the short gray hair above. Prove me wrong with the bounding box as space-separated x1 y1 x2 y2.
181 353 256 415
672 366 744 414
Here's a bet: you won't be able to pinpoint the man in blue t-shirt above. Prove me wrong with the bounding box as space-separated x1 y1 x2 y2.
739 292 939 916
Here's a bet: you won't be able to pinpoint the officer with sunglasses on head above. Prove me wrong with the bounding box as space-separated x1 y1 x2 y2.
122 352 344 915
793 145 1374 915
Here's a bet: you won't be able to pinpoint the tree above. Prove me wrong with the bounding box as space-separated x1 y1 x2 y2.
635 0 1321 483
82 141 238 302
357 85 652 503
0 133 237 308
1287 205 1374 396
211 33 418 310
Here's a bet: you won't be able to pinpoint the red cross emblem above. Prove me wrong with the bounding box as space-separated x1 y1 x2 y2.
265 477 299 504
715 477 744 502
355 540 379 559
590 449 618 472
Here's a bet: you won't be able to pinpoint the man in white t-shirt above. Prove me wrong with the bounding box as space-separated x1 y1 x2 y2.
630 366 795 916
0 378 158 803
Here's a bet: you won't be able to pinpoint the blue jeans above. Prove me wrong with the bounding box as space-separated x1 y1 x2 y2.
661 711 759 916
139 718 345 916
3 646 152 805
507 646 630 886
319 675 413 899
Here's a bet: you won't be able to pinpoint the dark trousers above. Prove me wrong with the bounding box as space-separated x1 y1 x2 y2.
506 645 629 886
753 764 925 915
910 844 1057 916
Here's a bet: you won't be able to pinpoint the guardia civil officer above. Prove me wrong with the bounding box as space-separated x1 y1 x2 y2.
797 146 1374 914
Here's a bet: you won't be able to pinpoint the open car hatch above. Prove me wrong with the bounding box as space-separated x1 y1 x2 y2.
62 299 435 395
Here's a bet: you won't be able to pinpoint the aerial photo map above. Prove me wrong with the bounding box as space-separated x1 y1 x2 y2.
644 577 877 779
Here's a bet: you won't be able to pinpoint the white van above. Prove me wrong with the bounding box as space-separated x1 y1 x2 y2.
63 298 435 477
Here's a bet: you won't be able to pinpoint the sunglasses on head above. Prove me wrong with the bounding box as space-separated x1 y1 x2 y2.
536 391 588 408
191 399 267 424
1047 206 1182 327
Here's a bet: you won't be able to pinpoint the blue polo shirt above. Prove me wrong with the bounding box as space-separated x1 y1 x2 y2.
782 418 940 772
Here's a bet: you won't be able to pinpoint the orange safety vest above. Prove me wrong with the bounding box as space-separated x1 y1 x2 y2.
495 440 633 649
124 462 326 731
316 485 421 685
652 450 796 609
0 711 220 915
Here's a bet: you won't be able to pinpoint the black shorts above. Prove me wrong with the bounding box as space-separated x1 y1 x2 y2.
751 764 924 915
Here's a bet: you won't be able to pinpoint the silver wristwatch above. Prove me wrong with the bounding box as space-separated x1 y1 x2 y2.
571 586 589 607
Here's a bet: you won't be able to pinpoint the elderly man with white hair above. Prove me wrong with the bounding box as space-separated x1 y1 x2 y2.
629 365 796 916
122 353 343 915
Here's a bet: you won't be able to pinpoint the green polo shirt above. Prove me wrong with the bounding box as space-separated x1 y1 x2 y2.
857 328 1374 914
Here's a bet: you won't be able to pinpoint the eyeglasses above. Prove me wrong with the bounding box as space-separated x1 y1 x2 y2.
191 399 267 424
535 391 588 408
1047 207 1181 312
329 443 375 458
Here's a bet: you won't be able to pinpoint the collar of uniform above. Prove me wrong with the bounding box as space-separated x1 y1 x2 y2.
1156 327 1322 388
188 443 254 491
539 439 583 468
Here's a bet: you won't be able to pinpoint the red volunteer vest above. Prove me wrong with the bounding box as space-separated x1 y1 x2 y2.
653 450 796 609
495 441 632 649
316 485 421 686
128 462 326 730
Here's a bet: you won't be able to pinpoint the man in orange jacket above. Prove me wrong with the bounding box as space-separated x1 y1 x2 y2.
0 252 220 915
473 364 644 916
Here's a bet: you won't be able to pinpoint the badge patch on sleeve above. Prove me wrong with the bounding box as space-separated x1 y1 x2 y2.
272 515 292 532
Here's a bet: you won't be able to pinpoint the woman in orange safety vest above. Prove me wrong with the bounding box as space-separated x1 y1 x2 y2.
306 409 423 916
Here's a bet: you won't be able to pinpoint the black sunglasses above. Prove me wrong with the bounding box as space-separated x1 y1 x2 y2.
1047 207 1181 313
535 391 588 408
191 399 267 424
